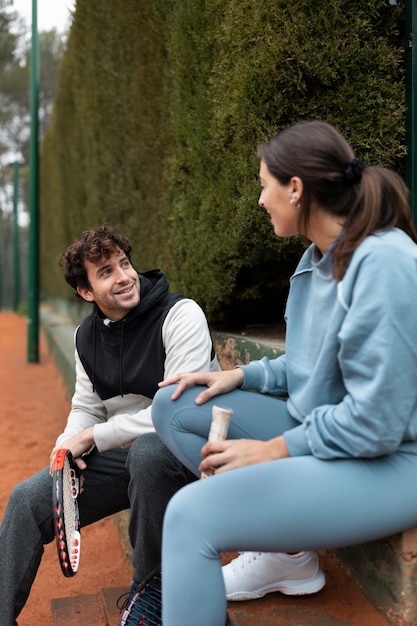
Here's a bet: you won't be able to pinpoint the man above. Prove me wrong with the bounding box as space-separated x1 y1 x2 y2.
0 225 219 626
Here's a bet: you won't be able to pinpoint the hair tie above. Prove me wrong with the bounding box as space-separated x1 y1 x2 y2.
344 158 367 185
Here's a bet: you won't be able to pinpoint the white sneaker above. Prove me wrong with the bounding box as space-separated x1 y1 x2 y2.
222 551 325 601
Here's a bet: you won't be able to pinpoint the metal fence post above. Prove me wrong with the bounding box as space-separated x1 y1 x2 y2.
405 0 416 226
28 0 39 362
12 161 21 312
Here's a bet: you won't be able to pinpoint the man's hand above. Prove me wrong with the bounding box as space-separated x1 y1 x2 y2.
199 436 290 475
49 426 95 474
158 368 244 404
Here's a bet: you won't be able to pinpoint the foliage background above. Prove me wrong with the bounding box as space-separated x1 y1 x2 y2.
40 0 406 328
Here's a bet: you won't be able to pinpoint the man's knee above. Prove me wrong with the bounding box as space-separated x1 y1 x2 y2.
127 432 194 485
8 480 29 509
8 469 49 511
128 432 176 473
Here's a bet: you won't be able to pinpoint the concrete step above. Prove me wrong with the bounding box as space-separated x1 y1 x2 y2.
50 553 390 626
51 586 126 626
51 593 106 625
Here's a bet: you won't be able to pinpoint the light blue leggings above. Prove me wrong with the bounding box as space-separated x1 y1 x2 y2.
152 385 417 626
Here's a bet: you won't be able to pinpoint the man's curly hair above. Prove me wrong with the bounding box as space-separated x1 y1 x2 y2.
59 224 132 294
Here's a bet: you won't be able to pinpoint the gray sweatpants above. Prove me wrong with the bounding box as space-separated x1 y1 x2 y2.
0 432 194 625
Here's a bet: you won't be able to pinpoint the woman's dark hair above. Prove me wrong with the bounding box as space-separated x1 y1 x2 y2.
59 224 133 294
258 120 417 280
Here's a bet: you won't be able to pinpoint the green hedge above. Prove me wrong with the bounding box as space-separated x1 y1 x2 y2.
40 0 405 327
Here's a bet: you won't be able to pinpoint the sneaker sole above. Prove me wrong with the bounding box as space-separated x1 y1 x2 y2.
226 569 326 601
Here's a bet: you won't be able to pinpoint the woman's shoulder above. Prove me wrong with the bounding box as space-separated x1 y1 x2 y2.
355 228 417 261
338 229 417 310
343 228 417 292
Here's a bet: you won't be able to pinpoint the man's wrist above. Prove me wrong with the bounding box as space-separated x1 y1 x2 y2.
83 425 95 447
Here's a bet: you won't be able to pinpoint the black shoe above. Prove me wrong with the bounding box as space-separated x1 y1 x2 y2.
119 571 162 626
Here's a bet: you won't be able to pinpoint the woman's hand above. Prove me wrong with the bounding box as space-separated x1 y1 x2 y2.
199 435 290 475
158 368 244 404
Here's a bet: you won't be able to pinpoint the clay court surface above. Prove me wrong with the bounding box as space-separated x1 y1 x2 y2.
0 312 132 625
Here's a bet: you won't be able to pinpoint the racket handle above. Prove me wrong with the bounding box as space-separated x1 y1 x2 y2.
201 405 233 479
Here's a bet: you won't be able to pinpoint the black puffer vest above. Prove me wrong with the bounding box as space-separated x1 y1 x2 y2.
75 269 184 400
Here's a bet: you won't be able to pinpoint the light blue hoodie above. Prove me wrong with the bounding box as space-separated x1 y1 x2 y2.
240 228 417 459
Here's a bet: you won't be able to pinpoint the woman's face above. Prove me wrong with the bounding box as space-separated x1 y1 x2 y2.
258 160 301 238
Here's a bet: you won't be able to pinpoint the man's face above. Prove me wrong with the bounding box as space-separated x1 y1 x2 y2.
77 249 140 321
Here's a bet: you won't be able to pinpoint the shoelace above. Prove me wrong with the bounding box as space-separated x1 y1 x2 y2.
233 551 263 571
120 574 162 626
116 581 139 612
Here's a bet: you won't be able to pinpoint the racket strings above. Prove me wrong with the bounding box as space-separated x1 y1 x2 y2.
120 573 162 626
63 458 75 528
62 456 80 572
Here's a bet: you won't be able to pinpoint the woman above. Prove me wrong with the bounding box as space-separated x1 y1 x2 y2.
152 120 417 626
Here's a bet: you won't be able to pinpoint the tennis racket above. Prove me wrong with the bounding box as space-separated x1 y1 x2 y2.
201 405 233 478
119 565 162 626
52 448 81 577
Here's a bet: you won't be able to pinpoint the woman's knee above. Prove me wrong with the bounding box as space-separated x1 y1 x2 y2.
163 480 225 565
164 482 203 536
152 385 178 434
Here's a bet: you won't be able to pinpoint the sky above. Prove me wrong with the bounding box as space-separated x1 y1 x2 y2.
11 0 75 32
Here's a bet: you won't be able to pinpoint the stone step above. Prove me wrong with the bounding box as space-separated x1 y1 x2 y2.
50 553 390 626
51 593 106 625
51 586 126 626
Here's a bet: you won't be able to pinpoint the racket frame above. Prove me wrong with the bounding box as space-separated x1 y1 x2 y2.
52 448 81 577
